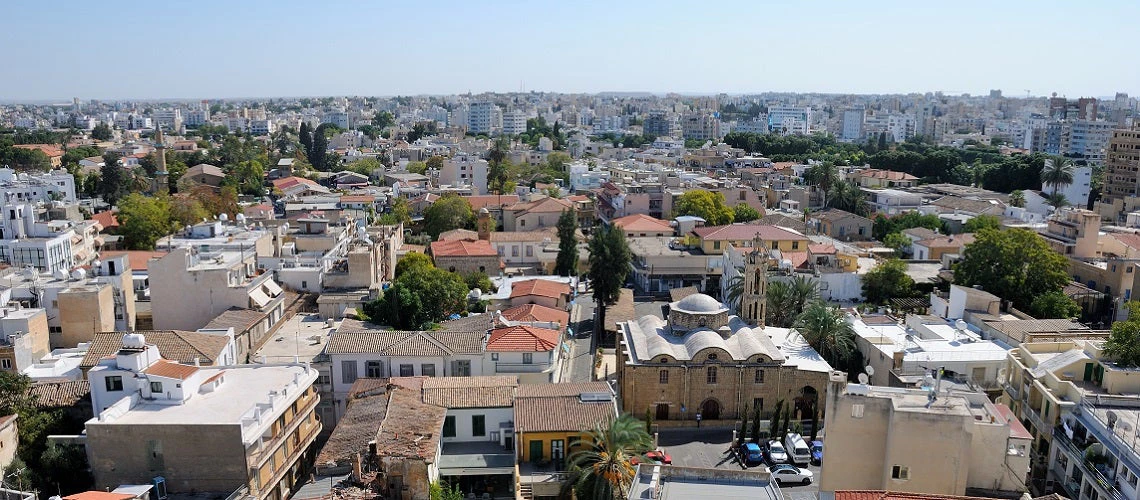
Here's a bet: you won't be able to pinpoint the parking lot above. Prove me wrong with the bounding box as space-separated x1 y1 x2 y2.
655 427 821 500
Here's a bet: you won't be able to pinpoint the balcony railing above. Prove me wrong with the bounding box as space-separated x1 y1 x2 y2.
1052 427 1124 500
496 362 551 373
1003 382 1021 402
1024 405 1048 434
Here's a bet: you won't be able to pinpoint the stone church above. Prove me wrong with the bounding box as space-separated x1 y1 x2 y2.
616 236 833 422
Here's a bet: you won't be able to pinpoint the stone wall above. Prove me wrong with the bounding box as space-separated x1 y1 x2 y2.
668 310 728 332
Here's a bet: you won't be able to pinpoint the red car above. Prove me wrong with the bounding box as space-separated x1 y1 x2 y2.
632 450 673 465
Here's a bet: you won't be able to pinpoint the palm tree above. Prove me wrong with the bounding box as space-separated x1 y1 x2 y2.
827 181 868 216
765 277 820 328
1008 190 1026 208
1045 191 1070 212
568 414 653 500
804 163 839 208
724 267 746 311
793 301 857 368
1042 157 1074 197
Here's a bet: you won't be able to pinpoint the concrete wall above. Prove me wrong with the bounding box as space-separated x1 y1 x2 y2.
86 423 247 493
58 285 114 349
442 407 513 443
0 417 16 472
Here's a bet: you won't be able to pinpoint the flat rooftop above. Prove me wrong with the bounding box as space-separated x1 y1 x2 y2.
254 313 334 362
627 465 781 500
89 364 315 434
851 316 1009 364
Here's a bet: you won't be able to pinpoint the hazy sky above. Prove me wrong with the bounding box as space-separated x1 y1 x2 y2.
4 0 1138 100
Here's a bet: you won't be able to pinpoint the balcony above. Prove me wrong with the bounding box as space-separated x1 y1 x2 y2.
495 362 551 374
1003 382 1021 402
1052 427 1124 500
1023 405 1048 434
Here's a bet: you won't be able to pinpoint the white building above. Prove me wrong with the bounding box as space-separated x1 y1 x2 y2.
323 110 352 129
1042 163 1093 209
0 168 76 204
768 106 812 135
468 102 499 135
502 110 527 136
841 107 865 143
249 119 276 136
440 153 488 194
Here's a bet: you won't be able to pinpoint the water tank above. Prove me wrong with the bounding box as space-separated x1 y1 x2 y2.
70 268 86 281
235 213 246 224
219 213 229 222
122 333 146 349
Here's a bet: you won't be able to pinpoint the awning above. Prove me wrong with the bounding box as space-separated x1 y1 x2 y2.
438 467 515 477
262 279 283 297
249 288 271 308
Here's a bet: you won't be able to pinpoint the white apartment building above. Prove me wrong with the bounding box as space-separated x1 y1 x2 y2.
440 153 488 194
841 107 865 142
0 168 76 204
149 245 286 332
1041 164 1093 208
323 110 352 129
249 119 276 136
185 108 210 127
468 102 500 135
681 113 722 141
502 110 527 135
768 106 812 135
152 109 182 130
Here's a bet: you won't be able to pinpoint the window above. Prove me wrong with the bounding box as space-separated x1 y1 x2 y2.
341 361 358 384
707 366 718 384
771 242 778 249
792 241 799 250
472 415 486 436
105 376 123 391
512 246 519 257
707 353 718 361
317 374 331 385
713 241 721 250
451 360 472 376
0 359 10 370
526 246 533 257
852 404 864 418
523 353 533 364
399 364 414 376
891 465 910 480
752 398 764 413
443 416 456 438
150 381 163 393
421 364 436 377
366 360 383 378
659 370 669 384
491 353 499 361
755 369 765 383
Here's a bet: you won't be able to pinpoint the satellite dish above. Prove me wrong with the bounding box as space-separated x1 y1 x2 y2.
1121 422 1133 433
1107 410 1119 428
858 373 869 385
997 368 1008 384
865 366 875 377
955 319 968 331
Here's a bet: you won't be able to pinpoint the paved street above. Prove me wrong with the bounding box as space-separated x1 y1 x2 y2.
562 299 596 383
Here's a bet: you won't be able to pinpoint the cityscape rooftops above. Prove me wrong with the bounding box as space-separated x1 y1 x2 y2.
487 325 560 352
627 465 781 500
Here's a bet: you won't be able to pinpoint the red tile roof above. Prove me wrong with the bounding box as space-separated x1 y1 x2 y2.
271 176 318 190
500 303 570 326
691 223 808 242
464 195 520 210
63 492 136 500
808 243 837 254
994 403 1033 440
143 359 201 380
430 239 499 257
1110 232 1140 251
14 144 63 157
613 214 674 233
487 325 560 352
835 492 994 500
856 169 919 181
99 250 167 271
509 279 570 300
91 210 119 229
915 233 976 248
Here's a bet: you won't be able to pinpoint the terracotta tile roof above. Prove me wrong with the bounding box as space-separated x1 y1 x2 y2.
500 304 569 326
509 197 573 214
143 359 200 380
80 331 231 369
488 227 561 243
339 195 375 203
0 415 15 429
855 169 918 181
14 144 63 157
510 279 570 300
613 214 674 233
419 376 518 408
691 223 808 242
812 208 870 223
90 210 119 229
464 195 521 210
782 251 810 269
27 380 90 408
99 250 167 272
327 328 485 356
203 307 268 333
63 492 137 500
487 326 559 352
430 239 499 257
915 233 976 249
375 388 446 460
272 176 319 190
808 243 837 254
317 387 390 467
438 228 479 241
515 382 617 433
993 403 1032 440
834 492 994 500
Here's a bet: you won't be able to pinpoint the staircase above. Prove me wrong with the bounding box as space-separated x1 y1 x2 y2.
517 484 533 500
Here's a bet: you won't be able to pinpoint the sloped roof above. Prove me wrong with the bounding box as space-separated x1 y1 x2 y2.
317 384 390 467
915 233 976 249
510 197 573 214
515 381 617 433
613 214 674 233
623 315 786 363
204 307 268 333
375 388 446 460
81 331 231 369
420 376 518 408
28 380 90 408
500 303 569 326
855 169 918 181
187 163 225 178
509 279 570 299
143 359 201 380
91 210 119 229
326 328 485 356
464 195 521 210
691 223 808 242
438 228 480 241
835 491 994 500
430 239 498 257
487 326 559 352
63 492 136 500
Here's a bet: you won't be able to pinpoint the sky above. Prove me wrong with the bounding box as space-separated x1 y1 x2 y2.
3 0 1138 101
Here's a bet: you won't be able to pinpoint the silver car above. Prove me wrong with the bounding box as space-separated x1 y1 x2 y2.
765 440 788 464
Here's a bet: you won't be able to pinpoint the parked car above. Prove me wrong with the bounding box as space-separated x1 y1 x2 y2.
765 440 788 464
810 440 823 466
785 433 811 465
632 449 672 465
740 442 764 466
769 464 814 485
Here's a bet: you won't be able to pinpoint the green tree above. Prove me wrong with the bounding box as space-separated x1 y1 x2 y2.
673 190 734 225
378 197 412 227
882 232 911 257
169 194 209 226
861 259 915 305
407 161 428 175
1043 156 1074 197
99 152 126 205
424 194 475 239
764 277 820 328
343 157 382 177
872 212 943 240
802 163 840 206
1029 291 1082 319
568 414 652 500
310 124 329 170
769 400 784 439
429 481 464 500
395 252 434 279
546 151 572 172
749 400 763 444
733 203 761 223
463 272 495 293
1045 191 1070 211
364 266 468 329
299 122 313 160
963 214 1001 233
955 228 1071 310
1104 302 1140 367
426 155 445 172
118 193 176 250
555 210 580 276
90 122 113 141
589 225 631 336
372 111 395 129
794 301 857 368
1008 190 1026 208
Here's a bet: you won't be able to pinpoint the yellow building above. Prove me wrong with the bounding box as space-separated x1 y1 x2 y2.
515 381 618 464
691 224 809 255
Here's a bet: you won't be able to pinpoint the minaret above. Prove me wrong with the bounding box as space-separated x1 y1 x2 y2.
740 232 772 327
154 127 169 195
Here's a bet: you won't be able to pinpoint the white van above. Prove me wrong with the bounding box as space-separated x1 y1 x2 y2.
785 433 811 465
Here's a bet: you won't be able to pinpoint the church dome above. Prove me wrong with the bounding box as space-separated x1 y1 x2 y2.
673 293 726 314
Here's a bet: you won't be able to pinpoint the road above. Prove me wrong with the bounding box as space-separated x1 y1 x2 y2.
562 299 596 383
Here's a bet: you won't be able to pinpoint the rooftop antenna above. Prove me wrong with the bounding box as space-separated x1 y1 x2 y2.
925 367 944 409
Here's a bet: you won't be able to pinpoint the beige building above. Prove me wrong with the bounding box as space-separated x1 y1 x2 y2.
57 283 115 349
0 415 16 472
149 247 286 331
0 305 50 374
617 292 831 422
1039 208 1100 258
809 208 873 242
85 342 320 500
819 372 1031 499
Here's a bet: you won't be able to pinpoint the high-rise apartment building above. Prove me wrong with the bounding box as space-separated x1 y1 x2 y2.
1103 127 1140 199
468 102 498 135
840 107 865 143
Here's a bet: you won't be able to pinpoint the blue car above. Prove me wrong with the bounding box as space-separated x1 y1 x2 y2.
810 440 823 466
740 442 764 467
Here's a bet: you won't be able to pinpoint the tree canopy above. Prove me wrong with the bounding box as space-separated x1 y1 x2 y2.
963 214 1002 233
588 225 631 336
1104 302 1140 368
423 194 474 239
554 210 579 276
861 258 916 305
364 264 468 330
955 228 1071 311
872 212 944 240
118 193 177 250
733 203 761 223
673 190 734 226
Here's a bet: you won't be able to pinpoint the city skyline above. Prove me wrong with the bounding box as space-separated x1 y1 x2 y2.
3 0 1138 100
